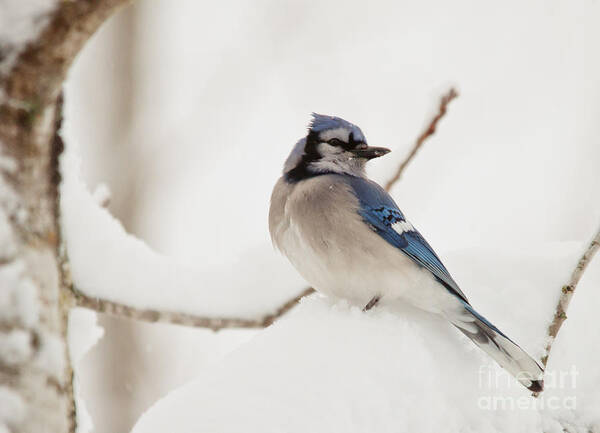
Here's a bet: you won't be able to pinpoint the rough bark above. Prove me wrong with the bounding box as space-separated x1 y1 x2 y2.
0 1 130 432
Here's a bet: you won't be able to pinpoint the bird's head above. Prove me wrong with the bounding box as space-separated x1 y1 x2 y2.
284 113 391 182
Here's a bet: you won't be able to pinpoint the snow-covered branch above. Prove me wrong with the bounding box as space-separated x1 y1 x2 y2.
69 286 315 331
61 144 317 330
0 1 131 432
60 145 312 326
542 224 600 367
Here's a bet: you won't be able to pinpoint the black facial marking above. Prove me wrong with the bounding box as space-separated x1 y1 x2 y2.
284 130 322 183
304 129 321 157
284 128 366 183
347 131 367 151
349 131 356 146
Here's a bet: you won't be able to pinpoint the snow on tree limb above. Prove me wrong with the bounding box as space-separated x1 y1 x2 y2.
1 0 130 109
69 286 316 331
542 225 600 367
0 1 131 432
60 148 316 328
60 146 310 321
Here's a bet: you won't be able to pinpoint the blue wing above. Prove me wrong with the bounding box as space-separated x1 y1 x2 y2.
345 176 468 303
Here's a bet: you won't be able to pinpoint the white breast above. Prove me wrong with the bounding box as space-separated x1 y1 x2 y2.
269 175 461 314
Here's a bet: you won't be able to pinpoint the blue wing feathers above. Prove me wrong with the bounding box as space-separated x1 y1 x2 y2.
359 207 409 249
343 175 468 303
346 176 400 212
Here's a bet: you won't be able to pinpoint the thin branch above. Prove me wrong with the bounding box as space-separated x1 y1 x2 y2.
70 286 316 332
262 287 316 326
541 225 600 367
384 88 458 192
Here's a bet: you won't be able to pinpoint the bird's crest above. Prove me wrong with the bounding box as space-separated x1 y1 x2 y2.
308 113 367 143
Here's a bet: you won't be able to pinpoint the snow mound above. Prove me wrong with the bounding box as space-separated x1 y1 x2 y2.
131 296 543 433
131 243 600 433
59 146 306 319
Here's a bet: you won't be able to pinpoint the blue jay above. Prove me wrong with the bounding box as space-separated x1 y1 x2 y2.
269 113 544 392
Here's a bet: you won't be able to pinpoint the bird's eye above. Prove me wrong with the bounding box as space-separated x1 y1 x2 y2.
327 138 344 146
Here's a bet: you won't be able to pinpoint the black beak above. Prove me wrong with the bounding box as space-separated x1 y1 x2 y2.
352 146 391 160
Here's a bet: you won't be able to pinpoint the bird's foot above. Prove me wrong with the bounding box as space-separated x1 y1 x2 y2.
363 296 380 311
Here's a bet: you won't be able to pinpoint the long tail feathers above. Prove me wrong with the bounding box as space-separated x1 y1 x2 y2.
448 302 544 392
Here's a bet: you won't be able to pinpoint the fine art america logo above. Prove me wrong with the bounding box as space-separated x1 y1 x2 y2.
477 365 577 410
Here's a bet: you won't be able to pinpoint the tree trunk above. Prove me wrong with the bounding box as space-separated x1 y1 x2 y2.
0 2 130 432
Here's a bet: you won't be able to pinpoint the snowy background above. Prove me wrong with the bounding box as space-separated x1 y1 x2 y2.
61 0 600 432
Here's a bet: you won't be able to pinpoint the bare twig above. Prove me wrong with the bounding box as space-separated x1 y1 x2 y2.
384 88 458 192
262 287 316 326
541 225 600 367
70 286 315 332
